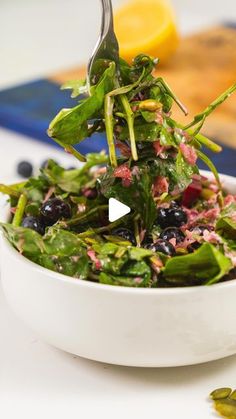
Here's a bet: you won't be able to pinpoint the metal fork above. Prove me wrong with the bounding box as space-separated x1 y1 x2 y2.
87 0 119 91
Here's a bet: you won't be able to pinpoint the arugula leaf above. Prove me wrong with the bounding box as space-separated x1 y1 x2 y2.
100 165 156 231
41 153 107 193
23 176 49 202
48 62 116 144
184 83 236 132
216 217 236 239
118 120 161 142
163 243 232 285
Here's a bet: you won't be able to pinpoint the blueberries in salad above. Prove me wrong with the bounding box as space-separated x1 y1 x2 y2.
40 198 72 225
144 239 176 256
22 216 45 235
0 54 236 287
159 227 185 244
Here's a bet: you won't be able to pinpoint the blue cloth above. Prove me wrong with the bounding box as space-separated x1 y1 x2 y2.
0 79 108 154
0 78 235 177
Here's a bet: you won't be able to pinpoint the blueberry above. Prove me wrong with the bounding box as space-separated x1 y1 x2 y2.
156 207 187 228
160 227 185 244
169 208 187 227
189 224 214 235
112 228 136 245
22 216 45 235
187 242 201 253
82 187 98 200
143 236 154 247
169 201 180 209
40 198 71 225
17 161 33 178
156 208 169 228
145 239 176 256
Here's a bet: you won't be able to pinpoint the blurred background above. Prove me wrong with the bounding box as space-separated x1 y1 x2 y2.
0 0 236 176
1 0 236 86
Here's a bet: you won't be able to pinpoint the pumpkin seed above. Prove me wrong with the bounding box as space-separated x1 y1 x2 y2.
229 391 236 401
210 388 232 400
139 99 162 111
214 399 236 418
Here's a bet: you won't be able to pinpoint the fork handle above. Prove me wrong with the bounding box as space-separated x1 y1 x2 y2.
101 0 114 36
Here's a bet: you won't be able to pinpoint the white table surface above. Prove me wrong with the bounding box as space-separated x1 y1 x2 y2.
1 1 236 418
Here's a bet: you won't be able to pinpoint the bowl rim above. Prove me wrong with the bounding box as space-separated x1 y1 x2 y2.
1 170 236 295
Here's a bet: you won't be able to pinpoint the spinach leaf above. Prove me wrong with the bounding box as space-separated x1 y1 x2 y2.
1 223 89 279
99 259 151 287
48 62 116 144
163 243 232 285
44 228 86 257
220 203 236 218
31 253 89 279
159 125 177 147
1 223 45 255
176 152 198 192
61 79 87 98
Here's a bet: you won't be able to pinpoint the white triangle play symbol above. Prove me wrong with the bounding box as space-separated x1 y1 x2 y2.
108 198 131 222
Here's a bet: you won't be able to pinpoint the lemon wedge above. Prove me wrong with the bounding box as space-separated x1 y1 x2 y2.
114 0 179 64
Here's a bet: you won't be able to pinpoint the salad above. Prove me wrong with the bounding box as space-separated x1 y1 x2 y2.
1 54 236 287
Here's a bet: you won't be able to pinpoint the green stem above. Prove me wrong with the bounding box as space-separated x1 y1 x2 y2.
184 83 236 130
0 184 20 198
77 220 123 238
156 77 188 115
12 194 27 227
134 217 141 247
66 205 108 226
188 130 222 153
175 121 222 153
197 150 221 189
104 95 117 167
63 145 86 162
54 139 86 162
120 95 138 161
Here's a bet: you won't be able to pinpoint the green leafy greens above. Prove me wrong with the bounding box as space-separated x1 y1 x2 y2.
0 53 236 287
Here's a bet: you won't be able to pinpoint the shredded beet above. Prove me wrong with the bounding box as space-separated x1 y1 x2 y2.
114 164 132 181
153 176 169 196
180 143 198 166
87 249 102 270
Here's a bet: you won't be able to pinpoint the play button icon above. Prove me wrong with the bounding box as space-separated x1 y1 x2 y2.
108 198 131 222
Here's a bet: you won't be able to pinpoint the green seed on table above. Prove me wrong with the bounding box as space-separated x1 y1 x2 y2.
229 391 236 401
210 388 232 400
214 399 236 418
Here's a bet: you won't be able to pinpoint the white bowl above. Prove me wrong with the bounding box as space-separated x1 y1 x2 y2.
1 171 236 367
